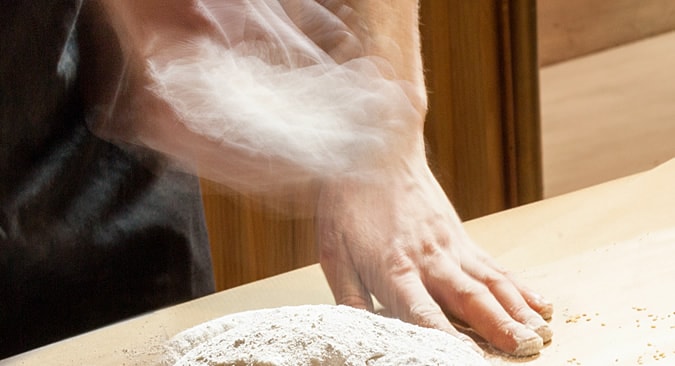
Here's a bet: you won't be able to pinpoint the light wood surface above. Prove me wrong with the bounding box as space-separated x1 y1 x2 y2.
541 31 675 198
491 229 675 365
4 158 674 365
538 0 675 66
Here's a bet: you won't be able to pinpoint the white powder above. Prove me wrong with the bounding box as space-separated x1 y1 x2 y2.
163 305 490 366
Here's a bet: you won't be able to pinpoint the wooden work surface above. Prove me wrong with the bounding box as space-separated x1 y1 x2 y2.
3 159 675 365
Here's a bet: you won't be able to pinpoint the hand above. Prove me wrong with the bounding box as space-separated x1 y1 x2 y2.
317 158 553 357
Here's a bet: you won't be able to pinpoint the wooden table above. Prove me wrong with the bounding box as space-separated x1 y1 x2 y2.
3 158 675 365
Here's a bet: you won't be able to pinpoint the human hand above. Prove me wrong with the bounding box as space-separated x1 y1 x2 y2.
317 157 553 357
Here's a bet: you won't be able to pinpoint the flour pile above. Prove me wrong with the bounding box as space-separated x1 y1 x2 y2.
163 305 489 365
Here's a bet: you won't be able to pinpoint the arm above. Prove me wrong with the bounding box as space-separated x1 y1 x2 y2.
81 0 552 356
82 0 424 194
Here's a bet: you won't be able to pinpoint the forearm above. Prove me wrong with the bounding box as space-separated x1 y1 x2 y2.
82 1 428 194
343 0 425 86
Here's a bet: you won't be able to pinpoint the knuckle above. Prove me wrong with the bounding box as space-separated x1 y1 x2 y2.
385 249 416 277
451 283 489 318
419 238 441 256
494 317 518 336
507 303 536 321
454 283 488 303
319 244 336 260
481 271 509 291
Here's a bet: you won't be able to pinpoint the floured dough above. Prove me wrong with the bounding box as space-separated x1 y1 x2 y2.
164 305 489 366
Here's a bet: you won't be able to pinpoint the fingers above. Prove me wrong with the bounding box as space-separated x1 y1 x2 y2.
318 231 374 311
425 256 545 357
321 259 374 311
461 259 553 343
467 247 555 320
379 269 456 332
316 173 554 357
318 232 484 355
366 263 484 355
511 282 554 321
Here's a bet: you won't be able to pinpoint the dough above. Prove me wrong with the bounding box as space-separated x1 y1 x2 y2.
164 305 489 366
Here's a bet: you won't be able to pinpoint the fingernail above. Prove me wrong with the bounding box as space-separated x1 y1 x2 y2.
509 325 543 357
538 303 554 321
525 317 553 343
529 292 554 320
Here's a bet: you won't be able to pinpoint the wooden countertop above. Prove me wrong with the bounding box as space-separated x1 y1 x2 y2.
3 158 675 365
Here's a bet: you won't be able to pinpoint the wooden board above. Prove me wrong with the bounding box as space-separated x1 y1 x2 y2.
489 229 675 365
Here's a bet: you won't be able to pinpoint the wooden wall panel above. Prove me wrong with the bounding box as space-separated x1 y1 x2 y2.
201 181 318 291
422 0 507 220
538 0 675 66
205 0 542 291
421 0 542 220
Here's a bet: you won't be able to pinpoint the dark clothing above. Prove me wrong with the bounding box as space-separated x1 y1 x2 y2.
1 1 214 358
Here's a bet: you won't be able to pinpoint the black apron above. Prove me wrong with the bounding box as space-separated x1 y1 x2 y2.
0 1 215 357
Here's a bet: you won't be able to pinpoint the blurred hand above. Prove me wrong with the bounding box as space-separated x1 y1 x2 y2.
87 0 423 193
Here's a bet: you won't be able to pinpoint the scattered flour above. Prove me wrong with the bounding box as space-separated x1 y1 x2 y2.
163 305 490 366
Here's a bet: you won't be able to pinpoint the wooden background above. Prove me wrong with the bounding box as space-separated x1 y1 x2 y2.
202 0 543 291
537 0 675 66
537 0 675 197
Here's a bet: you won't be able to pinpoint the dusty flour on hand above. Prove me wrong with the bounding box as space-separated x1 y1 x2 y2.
163 305 489 366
